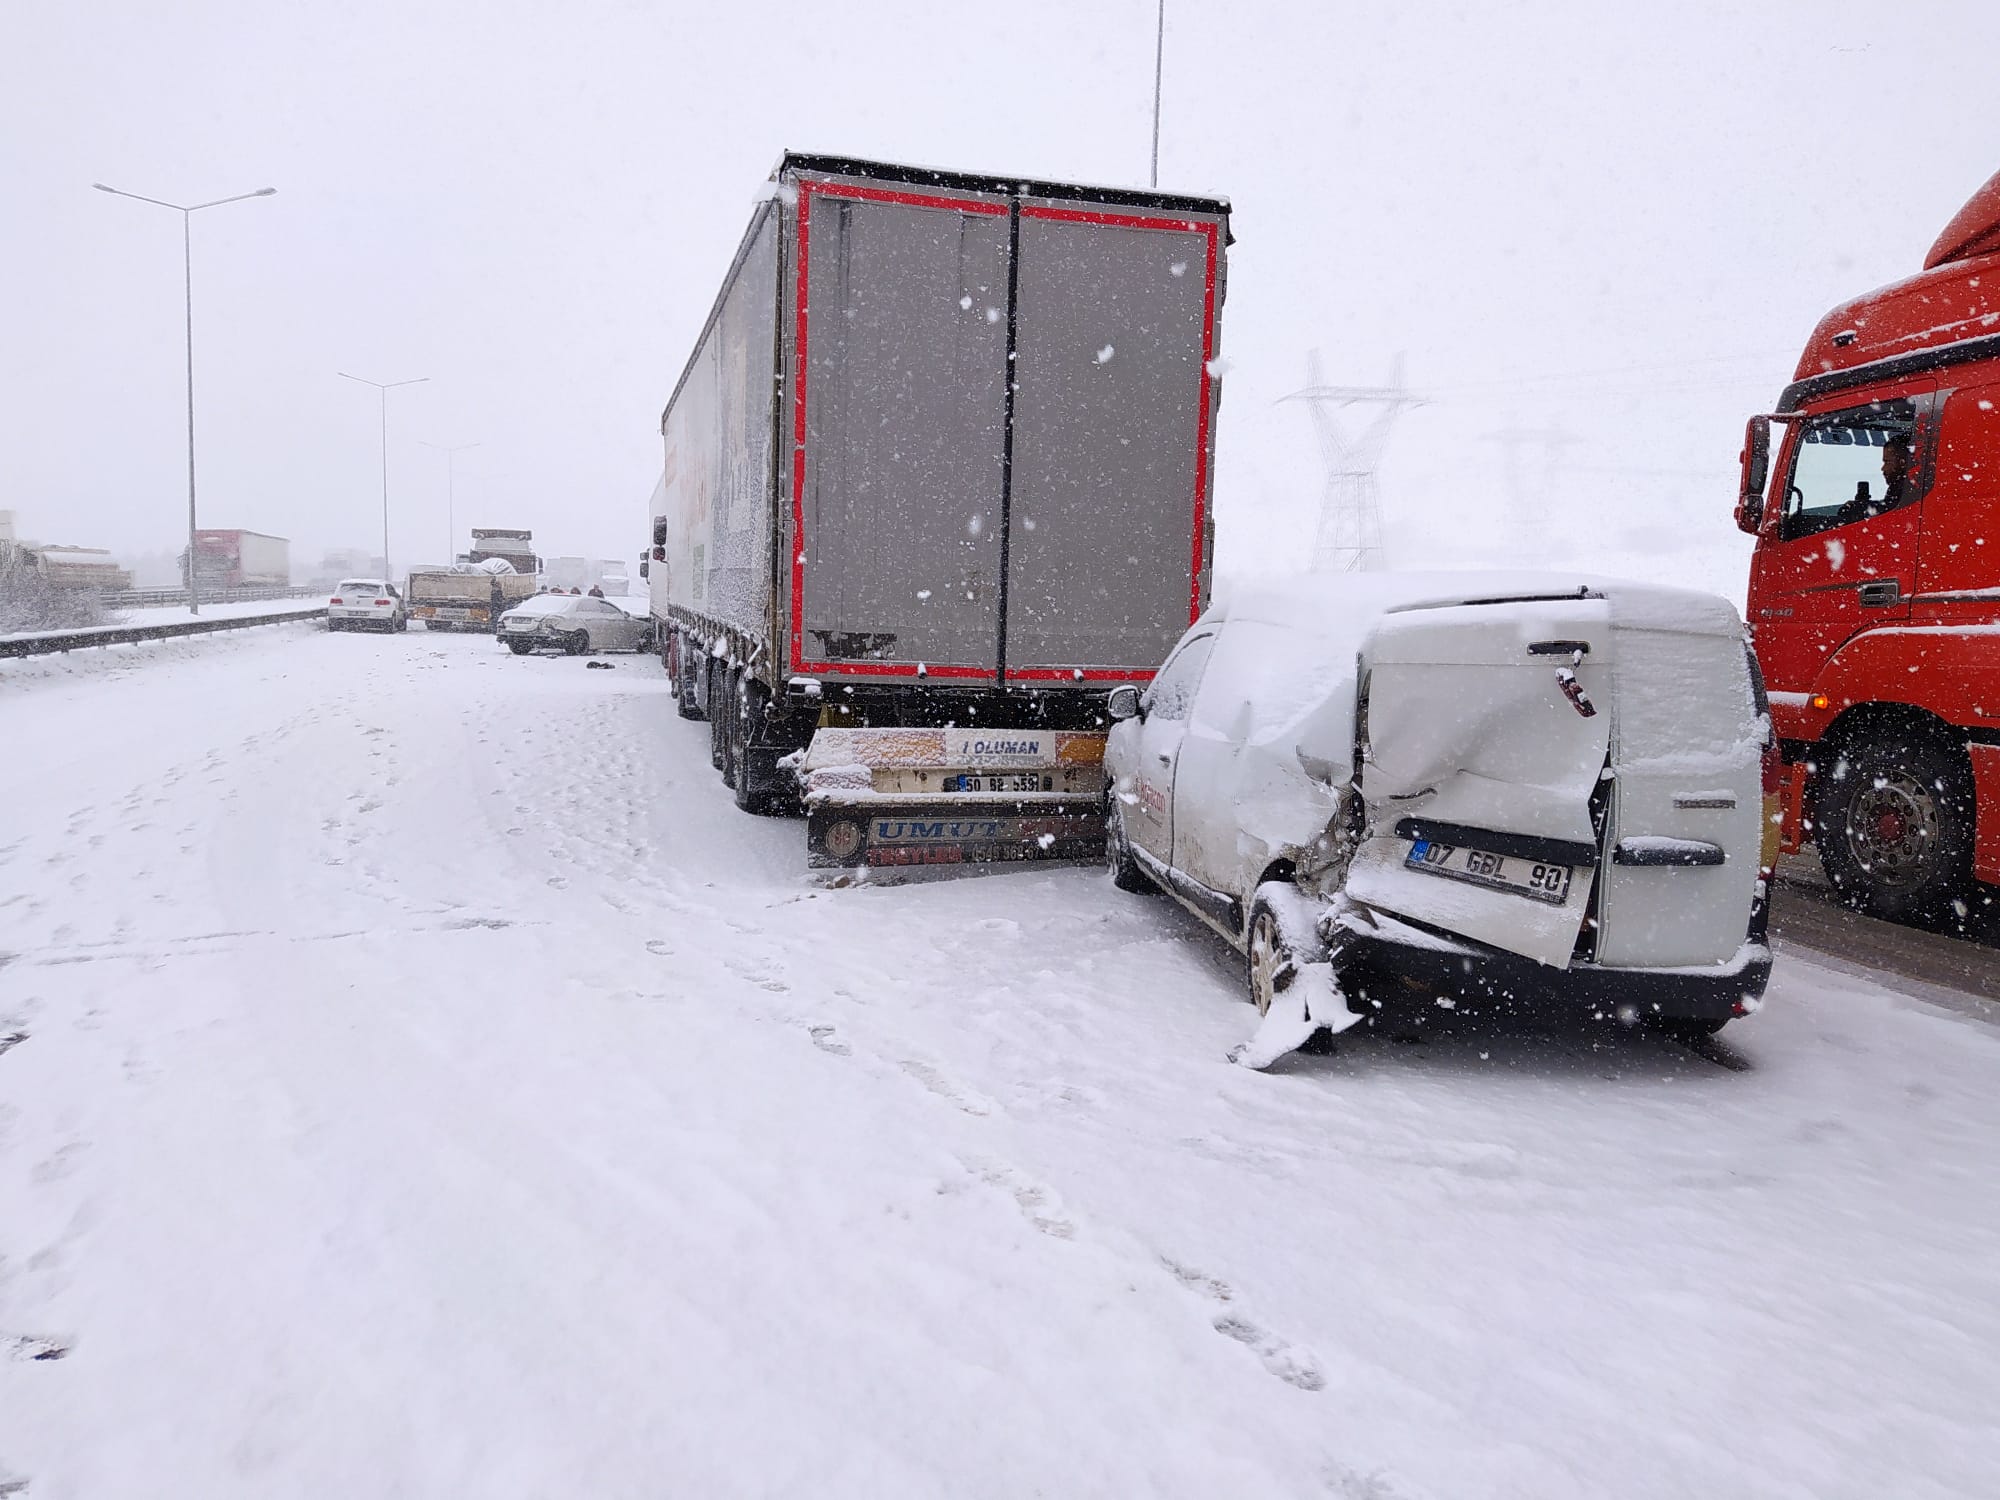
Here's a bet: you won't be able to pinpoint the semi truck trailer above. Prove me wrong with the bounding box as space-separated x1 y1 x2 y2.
646 151 1229 867
186 529 289 590
1736 166 2000 923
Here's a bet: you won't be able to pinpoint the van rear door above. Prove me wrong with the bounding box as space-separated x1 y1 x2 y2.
1345 597 1613 968
1591 615 1763 969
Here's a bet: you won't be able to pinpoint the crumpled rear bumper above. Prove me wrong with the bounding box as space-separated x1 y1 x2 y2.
1325 904 1772 1023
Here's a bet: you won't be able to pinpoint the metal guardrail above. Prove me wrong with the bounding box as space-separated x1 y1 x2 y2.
0 607 328 661
103 584 320 609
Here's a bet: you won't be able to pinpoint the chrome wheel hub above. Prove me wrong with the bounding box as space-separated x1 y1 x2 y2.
1846 771 1942 893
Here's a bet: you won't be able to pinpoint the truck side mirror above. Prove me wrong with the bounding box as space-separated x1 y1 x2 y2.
1736 416 1772 535
1106 684 1143 721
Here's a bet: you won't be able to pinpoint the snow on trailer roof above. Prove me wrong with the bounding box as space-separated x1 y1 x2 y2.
776 150 1231 222
1208 571 1744 646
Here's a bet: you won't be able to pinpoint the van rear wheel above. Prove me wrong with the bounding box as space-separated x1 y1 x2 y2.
1814 726 1974 924
1244 887 1326 1017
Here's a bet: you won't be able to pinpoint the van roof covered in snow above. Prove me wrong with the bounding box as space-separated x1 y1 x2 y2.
1206 571 1743 646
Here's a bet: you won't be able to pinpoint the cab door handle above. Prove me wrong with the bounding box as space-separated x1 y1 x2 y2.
1857 580 1901 607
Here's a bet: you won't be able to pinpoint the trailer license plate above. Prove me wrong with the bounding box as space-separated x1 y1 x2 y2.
943 773 1048 793
441 608 470 619
1405 839 1572 904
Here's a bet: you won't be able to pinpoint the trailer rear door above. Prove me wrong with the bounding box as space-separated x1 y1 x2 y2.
1004 200 1221 683
794 180 1012 681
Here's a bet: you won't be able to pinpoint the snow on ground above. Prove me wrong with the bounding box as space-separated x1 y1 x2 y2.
2 628 1997 1499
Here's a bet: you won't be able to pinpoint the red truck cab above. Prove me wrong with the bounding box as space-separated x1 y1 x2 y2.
1738 169 2000 921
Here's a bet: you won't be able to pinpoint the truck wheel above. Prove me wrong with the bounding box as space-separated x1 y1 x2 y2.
1106 802 1155 893
733 679 781 815
724 668 748 792
707 668 728 774
1245 886 1327 1016
1814 726 1975 924
671 634 704 721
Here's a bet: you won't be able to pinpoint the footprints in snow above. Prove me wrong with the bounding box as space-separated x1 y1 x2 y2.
4 1336 69 1363
799 1019 1319 1391
1166 1257 1328 1392
899 1058 992 1116
967 1159 1074 1239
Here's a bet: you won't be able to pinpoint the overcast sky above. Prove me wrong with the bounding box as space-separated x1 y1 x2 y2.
4 1 1995 596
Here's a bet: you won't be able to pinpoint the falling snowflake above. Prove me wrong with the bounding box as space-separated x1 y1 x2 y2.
1096 345 1115 364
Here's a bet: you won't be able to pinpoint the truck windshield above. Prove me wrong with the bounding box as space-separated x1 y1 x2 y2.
1779 399 1917 540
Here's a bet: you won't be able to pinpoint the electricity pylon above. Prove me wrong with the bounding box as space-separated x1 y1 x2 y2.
1283 352 1427 572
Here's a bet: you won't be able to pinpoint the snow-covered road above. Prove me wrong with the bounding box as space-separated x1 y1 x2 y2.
3 626 1997 1499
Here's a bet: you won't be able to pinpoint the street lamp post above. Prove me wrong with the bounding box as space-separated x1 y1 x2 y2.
93 181 276 615
338 373 429 581
418 441 480 564
1150 0 1165 189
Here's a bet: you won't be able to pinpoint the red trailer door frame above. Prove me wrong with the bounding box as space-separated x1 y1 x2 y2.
1002 202 1220 685
790 176 1010 683
788 173 1223 688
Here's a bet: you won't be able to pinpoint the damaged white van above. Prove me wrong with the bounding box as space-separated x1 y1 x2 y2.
1103 574 1776 1042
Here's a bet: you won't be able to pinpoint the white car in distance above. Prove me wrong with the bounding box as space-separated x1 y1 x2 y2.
327 579 407 633
498 594 654 656
1103 574 1775 1044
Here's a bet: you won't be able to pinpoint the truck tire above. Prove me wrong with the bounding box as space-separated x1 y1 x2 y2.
724 668 748 788
733 678 782 815
671 634 704 721
1813 725 1975 924
708 666 728 773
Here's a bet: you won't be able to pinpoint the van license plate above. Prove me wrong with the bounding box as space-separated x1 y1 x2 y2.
1405 839 1572 904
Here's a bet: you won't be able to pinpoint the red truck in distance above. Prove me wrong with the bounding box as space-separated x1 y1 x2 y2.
1737 168 2000 923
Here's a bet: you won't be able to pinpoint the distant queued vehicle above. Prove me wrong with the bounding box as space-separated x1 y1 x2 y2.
1103 573 1776 1044
327 579 408 633
498 594 653 655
